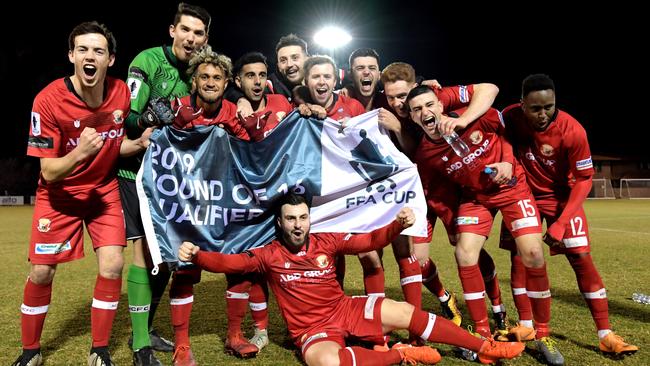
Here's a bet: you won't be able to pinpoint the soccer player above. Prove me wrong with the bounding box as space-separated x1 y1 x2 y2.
233 52 293 141
406 85 564 365
499 74 638 355
119 4 210 365
178 192 526 366
15 21 151 366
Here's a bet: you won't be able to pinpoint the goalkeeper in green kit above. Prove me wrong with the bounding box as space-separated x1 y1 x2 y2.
117 3 211 366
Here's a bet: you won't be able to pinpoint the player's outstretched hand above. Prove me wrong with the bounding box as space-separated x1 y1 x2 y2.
396 207 415 228
178 241 200 262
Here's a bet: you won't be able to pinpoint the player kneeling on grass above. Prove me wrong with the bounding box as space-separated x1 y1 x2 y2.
178 192 525 365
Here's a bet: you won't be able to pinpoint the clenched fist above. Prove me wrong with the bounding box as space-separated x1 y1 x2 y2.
395 207 415 229
178 241 200 262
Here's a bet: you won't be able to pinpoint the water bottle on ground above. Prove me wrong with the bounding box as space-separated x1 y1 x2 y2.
632 292 650 304
483 167 517 187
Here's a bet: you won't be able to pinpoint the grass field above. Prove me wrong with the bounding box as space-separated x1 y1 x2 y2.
1 200 649 365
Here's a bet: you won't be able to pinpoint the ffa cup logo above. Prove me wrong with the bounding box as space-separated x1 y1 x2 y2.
469 131 483 145
37 218 51 233
113 110 124 124
540 144 554 157
315 254 329 268
31 112 41 136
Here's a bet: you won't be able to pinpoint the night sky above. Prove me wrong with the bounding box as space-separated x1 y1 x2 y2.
3 0 646 159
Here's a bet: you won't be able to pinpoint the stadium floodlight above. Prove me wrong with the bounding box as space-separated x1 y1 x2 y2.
314 26 352 49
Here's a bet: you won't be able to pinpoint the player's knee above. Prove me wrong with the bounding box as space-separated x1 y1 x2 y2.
520 247 545 268
98 253 125 279
29 264 56 285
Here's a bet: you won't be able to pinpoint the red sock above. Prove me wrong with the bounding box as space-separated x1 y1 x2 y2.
363 266 386 297
170 273 194 347
568 254 610 332
458 264 490 337
511 254 533 322
21 279 52 349
226 274 250 335
421 258 446 298
398 255 422 309
249 275 269 330
91 275 121 347
525 264 551 338
408 309 484 351
338 346 402 366
479 250 502 307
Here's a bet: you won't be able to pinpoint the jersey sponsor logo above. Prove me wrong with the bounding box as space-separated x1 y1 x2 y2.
28 136 54 149
66 128 124 148
442 155 448 161
525 152 536 161
540 144 554 157
35 241 71 255
511 216 539 231
31 112 41 136
280 268 333 283
127 77 142 99
315 254 329 268
37 218 51 233
73 119 81 128
113 110 124 124
469 130 483 145
456 216 479 225
576 157 593 170
445 138 491 174
459 85 469 103
284 261 291 269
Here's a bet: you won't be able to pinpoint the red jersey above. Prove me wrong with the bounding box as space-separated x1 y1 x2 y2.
192 221 403 342
416 107 527 203
502 104 593 198
327 94 366 120
27 77 130 195
173 94 247 139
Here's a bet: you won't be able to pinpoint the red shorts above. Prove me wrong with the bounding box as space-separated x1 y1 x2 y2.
456 194 542 239
29 187 126 264
500 197 590 255
413 220 433 244
298 296 385 356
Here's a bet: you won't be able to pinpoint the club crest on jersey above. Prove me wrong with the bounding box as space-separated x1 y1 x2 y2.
276 111 287 121
113 110 124 124
469 130 483 145
315 254 329 268
540 144 554 156
31 112 41 136
73 119 80 128
37 218 51 232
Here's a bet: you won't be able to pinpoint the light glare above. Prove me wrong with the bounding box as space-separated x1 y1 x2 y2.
314 26 352 49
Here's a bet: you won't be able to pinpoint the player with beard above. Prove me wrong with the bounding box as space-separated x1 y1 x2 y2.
498 74 637 356
407 85 564 365
15 21 152 366
178 192 526 366
380 62 509 334
119 4 211 366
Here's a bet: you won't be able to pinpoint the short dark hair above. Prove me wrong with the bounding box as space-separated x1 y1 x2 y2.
405 85 435 111
303 55 337 80
522 74 555 97
68 21 116 55
348 48 380 69
276 192 309 217
275 34 309 56
174 2 211 34
233 52 268 77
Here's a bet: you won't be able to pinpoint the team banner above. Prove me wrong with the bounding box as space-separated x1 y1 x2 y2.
137 109 426 267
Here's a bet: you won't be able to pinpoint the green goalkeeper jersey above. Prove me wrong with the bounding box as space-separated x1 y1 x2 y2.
118 46 193 180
